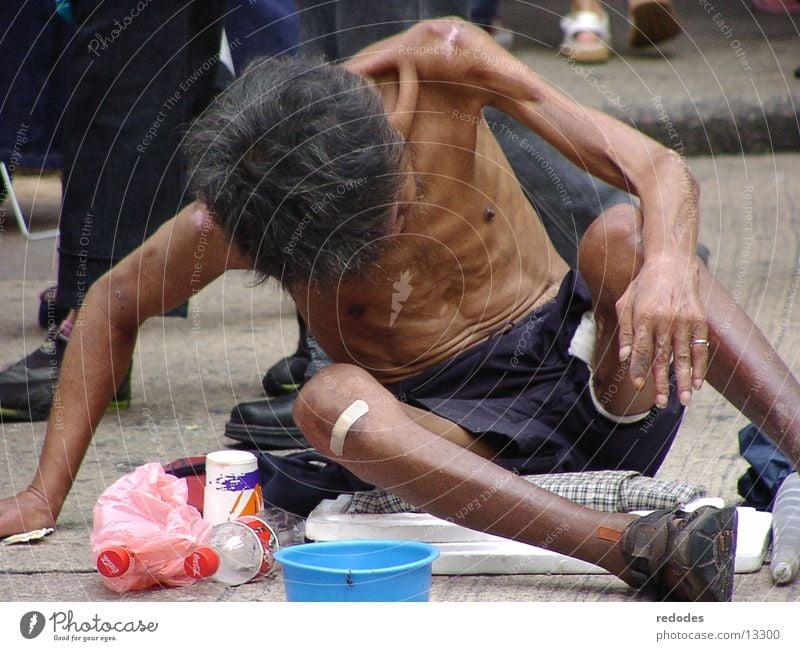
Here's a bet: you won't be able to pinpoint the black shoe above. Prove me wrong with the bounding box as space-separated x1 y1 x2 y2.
225 393 311 450
261 352 310 397
0 327 131 422
620 506 738 601
261 311 312 397
0 327 66 421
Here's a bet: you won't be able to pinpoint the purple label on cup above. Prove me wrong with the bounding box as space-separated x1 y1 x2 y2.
213 469 260 491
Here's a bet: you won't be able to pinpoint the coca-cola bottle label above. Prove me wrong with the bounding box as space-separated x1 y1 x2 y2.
238 516 278 575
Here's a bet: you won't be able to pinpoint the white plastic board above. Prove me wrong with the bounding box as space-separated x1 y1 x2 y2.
306 496 772 575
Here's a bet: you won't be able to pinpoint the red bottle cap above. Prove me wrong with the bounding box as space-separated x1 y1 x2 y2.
185 547 220 578
96 546 131 578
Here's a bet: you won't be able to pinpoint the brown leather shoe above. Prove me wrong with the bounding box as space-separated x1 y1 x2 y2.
620 506 737 601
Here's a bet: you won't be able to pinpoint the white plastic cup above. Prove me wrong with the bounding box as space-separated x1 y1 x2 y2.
203 450 264 525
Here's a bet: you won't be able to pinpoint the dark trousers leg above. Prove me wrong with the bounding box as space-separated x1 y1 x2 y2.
299 0 470 60
57 0 226 311
484 108 633 268
225 0 300 70
0 2 71 173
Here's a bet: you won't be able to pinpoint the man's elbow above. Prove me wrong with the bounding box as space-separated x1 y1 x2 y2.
415 17 485 55
676 155 700 204
80 274 139 337
418 16 471 37
657 148 700 202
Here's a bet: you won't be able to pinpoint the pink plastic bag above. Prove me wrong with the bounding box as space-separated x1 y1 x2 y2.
91 463 212 592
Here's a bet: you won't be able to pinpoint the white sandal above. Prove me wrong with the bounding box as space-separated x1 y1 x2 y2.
559 9 611 63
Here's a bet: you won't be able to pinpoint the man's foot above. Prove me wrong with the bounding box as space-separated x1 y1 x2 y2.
0 325 131 422
559 9 612 63
262 351 311 397
620 506 737 601
628 0 681 48
225 393 312 450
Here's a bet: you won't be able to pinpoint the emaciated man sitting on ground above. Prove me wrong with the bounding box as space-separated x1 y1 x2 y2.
3 19 800 600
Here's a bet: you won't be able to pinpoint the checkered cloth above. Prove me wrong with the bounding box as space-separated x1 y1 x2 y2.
345 470 707 514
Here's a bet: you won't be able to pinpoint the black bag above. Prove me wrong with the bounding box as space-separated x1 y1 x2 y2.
164 451 373 517
256 450 373 517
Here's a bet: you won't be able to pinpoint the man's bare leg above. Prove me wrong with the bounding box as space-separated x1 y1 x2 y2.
700 277 800 464
0 308 81 537
293 363 639 582
292 205 755 599
294 363 737 599
578 203 800 466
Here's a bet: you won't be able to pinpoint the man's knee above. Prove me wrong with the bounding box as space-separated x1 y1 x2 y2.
578 203 642 302
292 363 392 454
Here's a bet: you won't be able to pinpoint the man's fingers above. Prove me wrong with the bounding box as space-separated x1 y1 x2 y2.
347 49 393 78
673 326 694 406
616 294 635 363
629 317 655 391
651 330 673 408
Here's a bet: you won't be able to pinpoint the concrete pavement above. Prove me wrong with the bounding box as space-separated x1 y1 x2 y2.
3 152 800 601
2 0 800 602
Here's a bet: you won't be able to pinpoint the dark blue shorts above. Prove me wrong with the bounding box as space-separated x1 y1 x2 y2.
387 270 685 477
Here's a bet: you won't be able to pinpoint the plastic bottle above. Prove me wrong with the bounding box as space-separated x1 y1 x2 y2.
91 463 212 592
93 538 202 593
257 506 306 548
94 544 190 592
95 546 135 581
185 507 305 586
770 472 800 584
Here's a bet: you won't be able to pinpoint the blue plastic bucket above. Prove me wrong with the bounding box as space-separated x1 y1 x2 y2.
274 540 440 602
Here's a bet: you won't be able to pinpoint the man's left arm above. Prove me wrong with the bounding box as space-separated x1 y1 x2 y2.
349 19 707 407
483 52 707 408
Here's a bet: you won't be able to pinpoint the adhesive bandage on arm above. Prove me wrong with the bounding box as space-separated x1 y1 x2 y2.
330 399 370 456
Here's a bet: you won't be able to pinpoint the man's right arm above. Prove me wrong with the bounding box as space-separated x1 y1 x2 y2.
0 202 249 538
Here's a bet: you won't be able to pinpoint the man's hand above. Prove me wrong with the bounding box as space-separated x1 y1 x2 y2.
0 487 56 540
347 19 466 78
616 253 709 408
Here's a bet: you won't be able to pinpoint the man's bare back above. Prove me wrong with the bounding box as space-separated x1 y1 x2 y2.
296 61 568 382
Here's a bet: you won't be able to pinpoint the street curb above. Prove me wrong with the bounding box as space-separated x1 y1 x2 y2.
605 92 800 156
